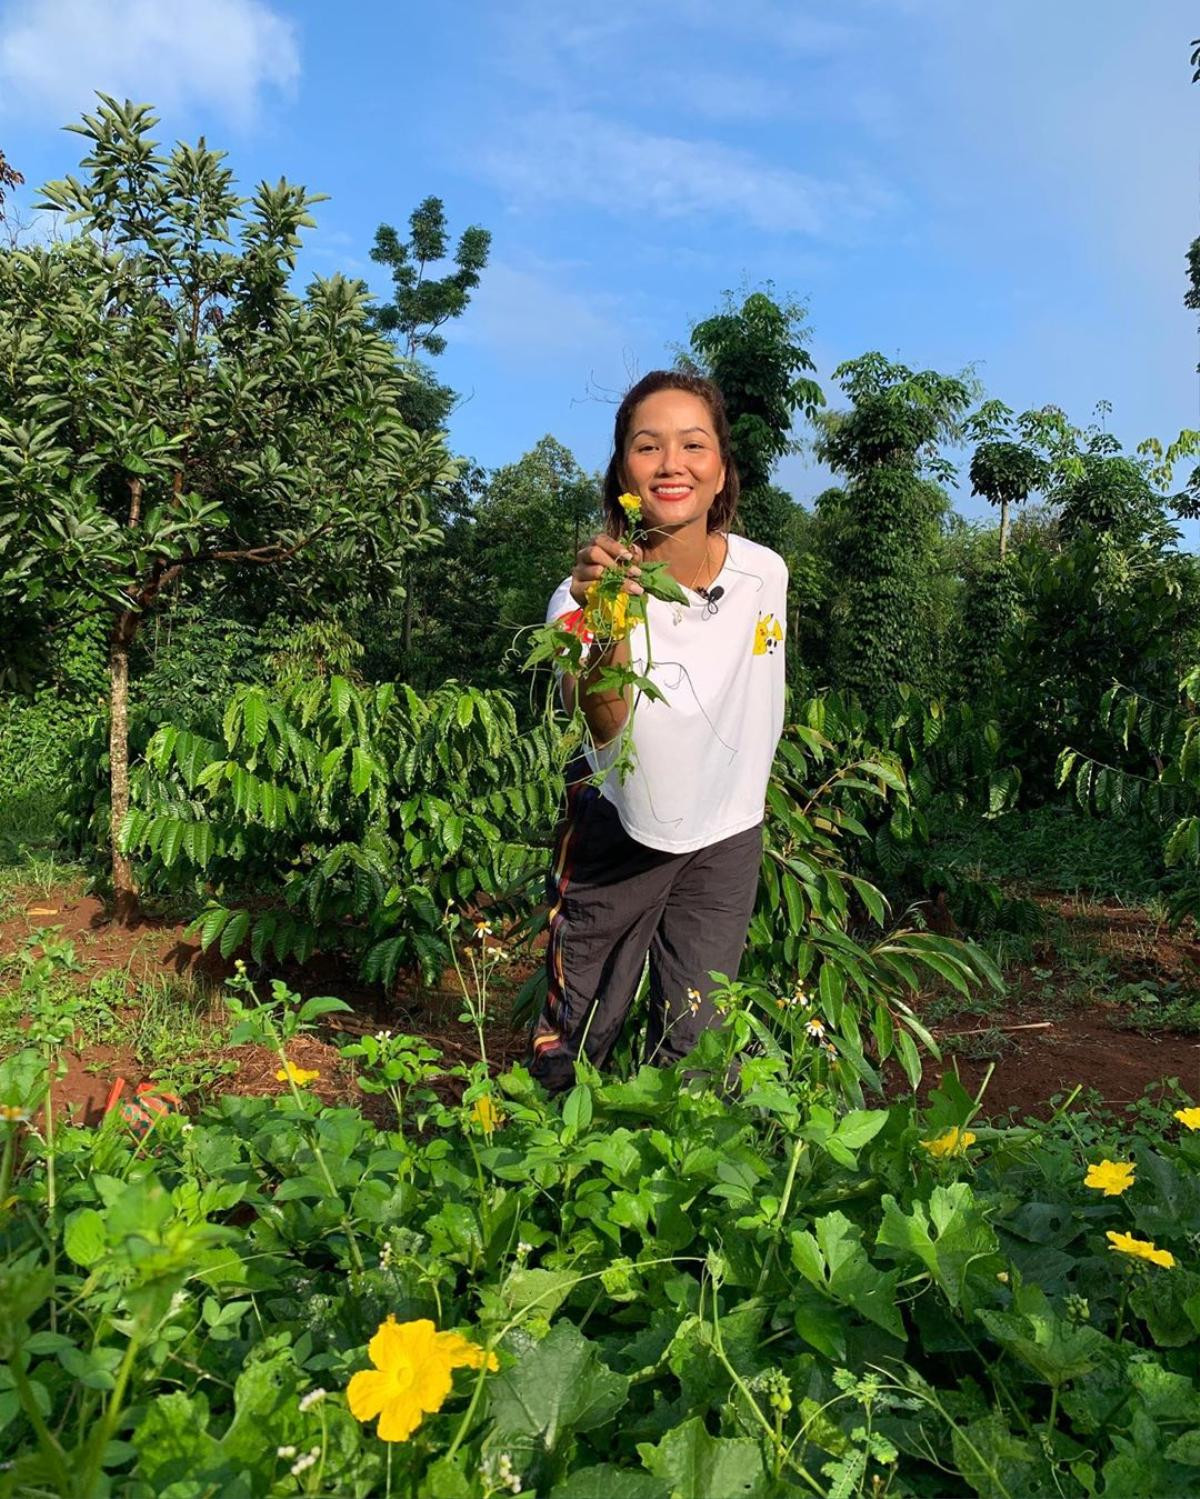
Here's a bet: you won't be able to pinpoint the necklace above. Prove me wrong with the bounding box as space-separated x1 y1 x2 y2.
687 534 714 594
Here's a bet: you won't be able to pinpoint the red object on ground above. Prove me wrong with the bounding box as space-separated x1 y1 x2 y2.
103 1078 183 1137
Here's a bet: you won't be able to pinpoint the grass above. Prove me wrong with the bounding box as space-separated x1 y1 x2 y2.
124 973 233 1094
0 915 233 1096
1110 979 1200 1034
928 802 1165 904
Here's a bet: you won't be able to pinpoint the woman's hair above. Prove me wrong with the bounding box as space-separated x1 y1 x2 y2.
602 370 741 536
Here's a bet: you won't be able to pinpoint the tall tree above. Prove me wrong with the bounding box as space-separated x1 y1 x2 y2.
964 401 1047 559
683 287 823 552
0 97 453 917
368 197 491 434
815 353 970 703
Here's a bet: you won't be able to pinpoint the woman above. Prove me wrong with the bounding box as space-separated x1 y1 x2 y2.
529 370 788 1093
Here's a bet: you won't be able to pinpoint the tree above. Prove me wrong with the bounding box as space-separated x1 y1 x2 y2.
368 197 491 435
376 437 600 691
0 96 453 917
0 147 23 210
814 353 971 703
965 401 1048 559
0 147 25 249
683 287 823 551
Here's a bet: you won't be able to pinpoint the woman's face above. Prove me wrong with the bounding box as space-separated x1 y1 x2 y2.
622 388 726 534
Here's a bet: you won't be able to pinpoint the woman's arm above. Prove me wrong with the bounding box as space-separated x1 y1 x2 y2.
562 631 632 746
560 533 642 746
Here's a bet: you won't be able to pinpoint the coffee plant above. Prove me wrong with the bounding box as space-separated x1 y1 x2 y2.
120 676 562 983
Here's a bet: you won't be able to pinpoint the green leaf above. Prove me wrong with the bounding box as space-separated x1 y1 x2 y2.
950 1414 1035 1499
562 1084 593 1135
790 1210 905 1340
241 690 268 748
550 1469 668 1499
637 1416 769 1499
350 746 373 796
219 910 250 959
132 1391 224 1486
1165 1431 1200 1465
976 1288 1110 1387
64 1208 107 1268
487 1322 628 1451
876 1183 1000 1312
329 675 352 720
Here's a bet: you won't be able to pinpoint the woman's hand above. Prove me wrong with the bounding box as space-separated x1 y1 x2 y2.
569 533 644 607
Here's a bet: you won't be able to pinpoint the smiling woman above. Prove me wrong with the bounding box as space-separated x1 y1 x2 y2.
529 370 788 1093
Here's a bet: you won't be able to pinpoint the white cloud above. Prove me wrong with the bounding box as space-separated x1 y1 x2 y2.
0 0 299 127
477 110 895 238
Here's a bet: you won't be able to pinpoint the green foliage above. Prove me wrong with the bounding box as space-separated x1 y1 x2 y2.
1057 665 1200 925
1010 523 1200 798
747 695 1005 1089
6 976 1200 1496
0 95 454 902
684 286 823 553
815 354 972 704
1 95 451 636
121 675 561 983
369 196 491 360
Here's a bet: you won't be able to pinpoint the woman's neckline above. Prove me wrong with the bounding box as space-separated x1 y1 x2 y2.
681 530 731 599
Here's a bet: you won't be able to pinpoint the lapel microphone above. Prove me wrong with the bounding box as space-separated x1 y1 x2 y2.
696 584 723 617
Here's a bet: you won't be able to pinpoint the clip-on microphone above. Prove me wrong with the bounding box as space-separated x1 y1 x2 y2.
696 584 724 617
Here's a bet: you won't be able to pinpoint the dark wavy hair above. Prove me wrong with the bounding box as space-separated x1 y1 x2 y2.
602 370 740 537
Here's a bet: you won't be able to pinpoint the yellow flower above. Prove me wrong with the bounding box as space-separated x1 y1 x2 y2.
1175 1107 1200 1131
471 1094 503 1132
275 1061 320 1087
346 1316 497 1443
1106 1230 1176 1269
583 583 633 642
0 1104 30 1123
920 1126 976 1159
1084 1159 1136 1197
617 491 643 524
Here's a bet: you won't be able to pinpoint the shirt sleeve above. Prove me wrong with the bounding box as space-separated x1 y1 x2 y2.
546 576 576 624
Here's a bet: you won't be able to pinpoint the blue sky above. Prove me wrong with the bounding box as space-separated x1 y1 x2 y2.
2 0 1198 536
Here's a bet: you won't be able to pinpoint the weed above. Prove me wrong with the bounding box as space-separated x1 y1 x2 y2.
1110 979 1200 1034
126 973 227 1071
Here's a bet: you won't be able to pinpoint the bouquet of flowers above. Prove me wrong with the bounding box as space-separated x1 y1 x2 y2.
525 492 689 781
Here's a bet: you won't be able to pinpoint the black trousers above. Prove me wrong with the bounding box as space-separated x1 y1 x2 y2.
529 770 763 1094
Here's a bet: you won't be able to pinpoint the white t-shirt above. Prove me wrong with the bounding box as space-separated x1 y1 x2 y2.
547 532 787 854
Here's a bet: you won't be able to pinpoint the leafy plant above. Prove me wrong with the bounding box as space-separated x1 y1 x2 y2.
748 701 1005 1088
0 95 454 917
121 674 561 984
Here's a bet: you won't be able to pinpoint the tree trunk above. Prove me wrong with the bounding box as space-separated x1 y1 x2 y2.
108 610 140 923
999 498 1010 560
403 584 414 658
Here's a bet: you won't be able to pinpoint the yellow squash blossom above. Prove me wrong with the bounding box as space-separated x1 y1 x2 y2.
1084 1159 1136 1197
920 1127 976 1159
1175 1107 1200 1131
471 1094 503 1132
583 583 633 642
1106 1230 1175 1269
275 1061 320 1087
347 1316 498 1443
617 491 643 525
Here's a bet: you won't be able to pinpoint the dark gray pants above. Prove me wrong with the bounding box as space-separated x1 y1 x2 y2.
529 773 763 1094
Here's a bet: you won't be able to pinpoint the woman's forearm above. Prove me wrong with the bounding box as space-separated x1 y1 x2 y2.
564 634 632 746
